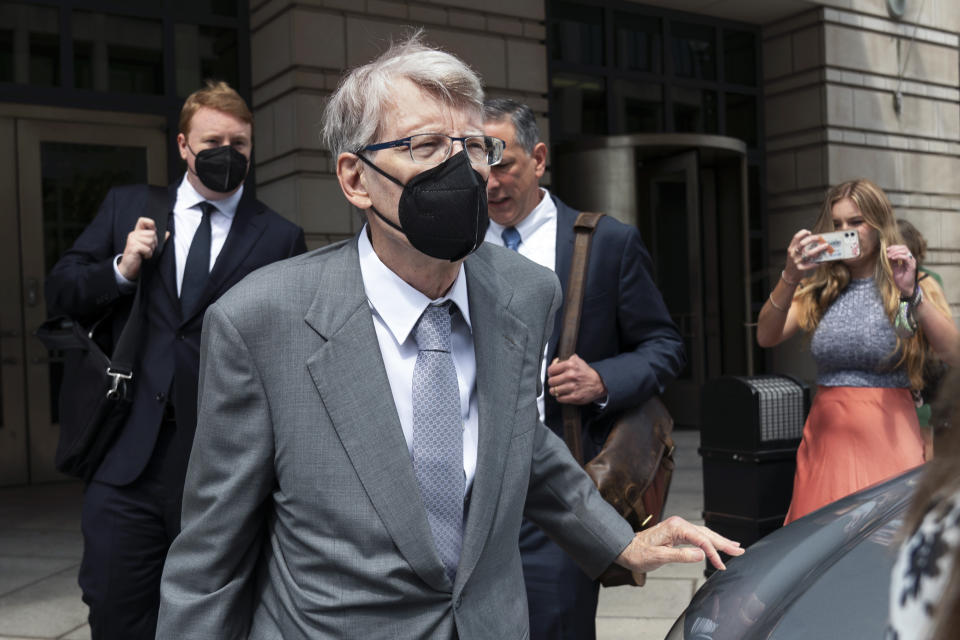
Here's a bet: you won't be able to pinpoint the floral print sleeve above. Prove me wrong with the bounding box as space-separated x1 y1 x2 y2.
887 491 960 639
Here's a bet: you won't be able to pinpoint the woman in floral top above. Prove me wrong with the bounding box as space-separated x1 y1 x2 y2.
889 371 960 639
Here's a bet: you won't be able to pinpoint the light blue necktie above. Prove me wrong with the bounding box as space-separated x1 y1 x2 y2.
411 301 464 584
501 226 521 252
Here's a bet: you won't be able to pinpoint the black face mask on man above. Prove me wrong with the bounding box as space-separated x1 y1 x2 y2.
187 143 249 193
358 150 489 262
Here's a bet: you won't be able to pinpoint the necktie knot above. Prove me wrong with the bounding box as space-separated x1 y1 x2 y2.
501 226 521 251
414 302 453 353
199 201 216 217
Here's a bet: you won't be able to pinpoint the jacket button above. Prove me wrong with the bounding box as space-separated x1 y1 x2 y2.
177 333 185 340
155 392 165 402
454 594 463 609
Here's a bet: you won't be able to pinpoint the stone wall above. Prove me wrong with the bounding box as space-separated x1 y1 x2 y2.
248 0 549 249
763 0 960 376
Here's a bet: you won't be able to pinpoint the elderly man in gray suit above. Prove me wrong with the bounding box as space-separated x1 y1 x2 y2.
156 34 742 639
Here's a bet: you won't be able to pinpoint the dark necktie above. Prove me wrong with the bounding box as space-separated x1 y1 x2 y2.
180 201 214 319
501 226 521 251
411 301 464 585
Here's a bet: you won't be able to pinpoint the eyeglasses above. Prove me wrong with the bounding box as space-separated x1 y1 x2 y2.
359 133 505 166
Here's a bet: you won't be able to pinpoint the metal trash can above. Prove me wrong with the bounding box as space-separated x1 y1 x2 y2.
699 375 810 574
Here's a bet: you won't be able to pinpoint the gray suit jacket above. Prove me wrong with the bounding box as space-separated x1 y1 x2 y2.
156 238 634 639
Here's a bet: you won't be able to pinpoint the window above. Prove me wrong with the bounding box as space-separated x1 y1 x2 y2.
0 3 60 86
547 1 761 150
73 12 163 94
175 24 239 97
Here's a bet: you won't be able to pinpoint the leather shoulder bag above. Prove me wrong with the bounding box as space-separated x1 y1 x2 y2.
558 212 676 588
35 186 169 482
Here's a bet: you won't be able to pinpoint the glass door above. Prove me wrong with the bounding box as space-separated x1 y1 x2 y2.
6 116 165 484
636 151 704 428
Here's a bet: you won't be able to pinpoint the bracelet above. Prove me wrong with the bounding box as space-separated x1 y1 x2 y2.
780 270 799 287
768 293 789 312
894 287 924 338
901 284 923 306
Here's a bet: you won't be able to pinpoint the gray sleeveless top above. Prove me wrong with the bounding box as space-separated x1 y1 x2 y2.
809 277 909 388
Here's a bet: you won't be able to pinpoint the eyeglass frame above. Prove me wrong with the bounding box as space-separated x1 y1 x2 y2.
358 133 506 166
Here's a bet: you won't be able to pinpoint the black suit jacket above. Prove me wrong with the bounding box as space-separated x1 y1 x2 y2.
46 181 307 488
543 196 685 460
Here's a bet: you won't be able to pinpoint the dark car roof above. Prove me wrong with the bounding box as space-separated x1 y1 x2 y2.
667 466 923 640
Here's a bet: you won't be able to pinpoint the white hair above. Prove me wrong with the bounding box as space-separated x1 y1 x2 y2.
321 31 485 159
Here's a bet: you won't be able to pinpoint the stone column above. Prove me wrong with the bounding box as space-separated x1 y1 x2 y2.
762 0 960 377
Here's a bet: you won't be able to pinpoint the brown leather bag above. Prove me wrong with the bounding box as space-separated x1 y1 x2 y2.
557 212 676 588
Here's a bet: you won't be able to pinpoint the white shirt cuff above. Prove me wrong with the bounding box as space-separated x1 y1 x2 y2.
113 254 137 293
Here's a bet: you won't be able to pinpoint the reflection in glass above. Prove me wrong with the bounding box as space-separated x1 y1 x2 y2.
723 30 757 87
172 0 238 17
550 2 604 66
0 3 59 86
726 93 757 147
175 24 239 97
0 29 11 82
73 11 163 94
671 22 716 81
653 179 693 379
724 30 757 86
673 87 717 134
552 74 607 136
41 142 148 421
748 165 762 232
614 80 662 133
615 13 661 73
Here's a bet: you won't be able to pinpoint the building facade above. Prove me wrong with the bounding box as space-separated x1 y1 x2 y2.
1 0 958 483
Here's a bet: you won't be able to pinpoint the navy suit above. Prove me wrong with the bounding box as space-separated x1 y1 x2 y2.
45 181 306 640
521 195 684 640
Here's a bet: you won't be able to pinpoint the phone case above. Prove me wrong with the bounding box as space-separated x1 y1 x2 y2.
811 230 860 262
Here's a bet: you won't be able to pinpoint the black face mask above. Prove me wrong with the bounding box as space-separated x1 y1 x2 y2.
359 150 489 262
188 143 248 193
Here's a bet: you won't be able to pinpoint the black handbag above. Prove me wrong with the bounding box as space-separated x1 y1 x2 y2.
35 186 169 482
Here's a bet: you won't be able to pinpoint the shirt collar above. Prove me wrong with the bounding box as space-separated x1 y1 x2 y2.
176 173 243 219
357 226 472 346
487 187 556 242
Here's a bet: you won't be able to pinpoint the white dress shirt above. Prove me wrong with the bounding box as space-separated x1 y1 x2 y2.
485 188 557 273
114 175 242 292
357 228 479 492
486 188 557 420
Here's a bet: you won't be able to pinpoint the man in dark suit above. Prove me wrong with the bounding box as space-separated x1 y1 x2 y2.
484 98 686 640
45 80 307 640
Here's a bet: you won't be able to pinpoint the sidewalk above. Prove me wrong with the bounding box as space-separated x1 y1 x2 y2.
0 430 705 640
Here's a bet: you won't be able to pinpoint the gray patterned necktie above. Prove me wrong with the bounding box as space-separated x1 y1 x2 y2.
412 301 464 585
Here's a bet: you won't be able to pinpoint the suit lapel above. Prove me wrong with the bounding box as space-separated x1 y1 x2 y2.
155 184 180 309
455 253 528 589
547 198 578 362
303 241 450 592
181 193 267 325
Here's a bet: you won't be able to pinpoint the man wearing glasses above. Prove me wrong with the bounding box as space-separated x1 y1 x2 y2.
157 35 740 639
483 99 687 640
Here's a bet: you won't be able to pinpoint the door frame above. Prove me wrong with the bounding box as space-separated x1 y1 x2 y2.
552 133 750 427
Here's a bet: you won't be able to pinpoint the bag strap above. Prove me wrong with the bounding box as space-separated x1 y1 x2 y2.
558 211 604 464
108 186 170 381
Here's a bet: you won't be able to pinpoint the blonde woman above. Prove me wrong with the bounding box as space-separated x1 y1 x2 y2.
757 178 958 524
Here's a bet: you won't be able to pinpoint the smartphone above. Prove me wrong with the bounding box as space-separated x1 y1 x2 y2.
810 230 860 262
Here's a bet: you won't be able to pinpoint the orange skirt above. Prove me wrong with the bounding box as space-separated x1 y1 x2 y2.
783 386 925 525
